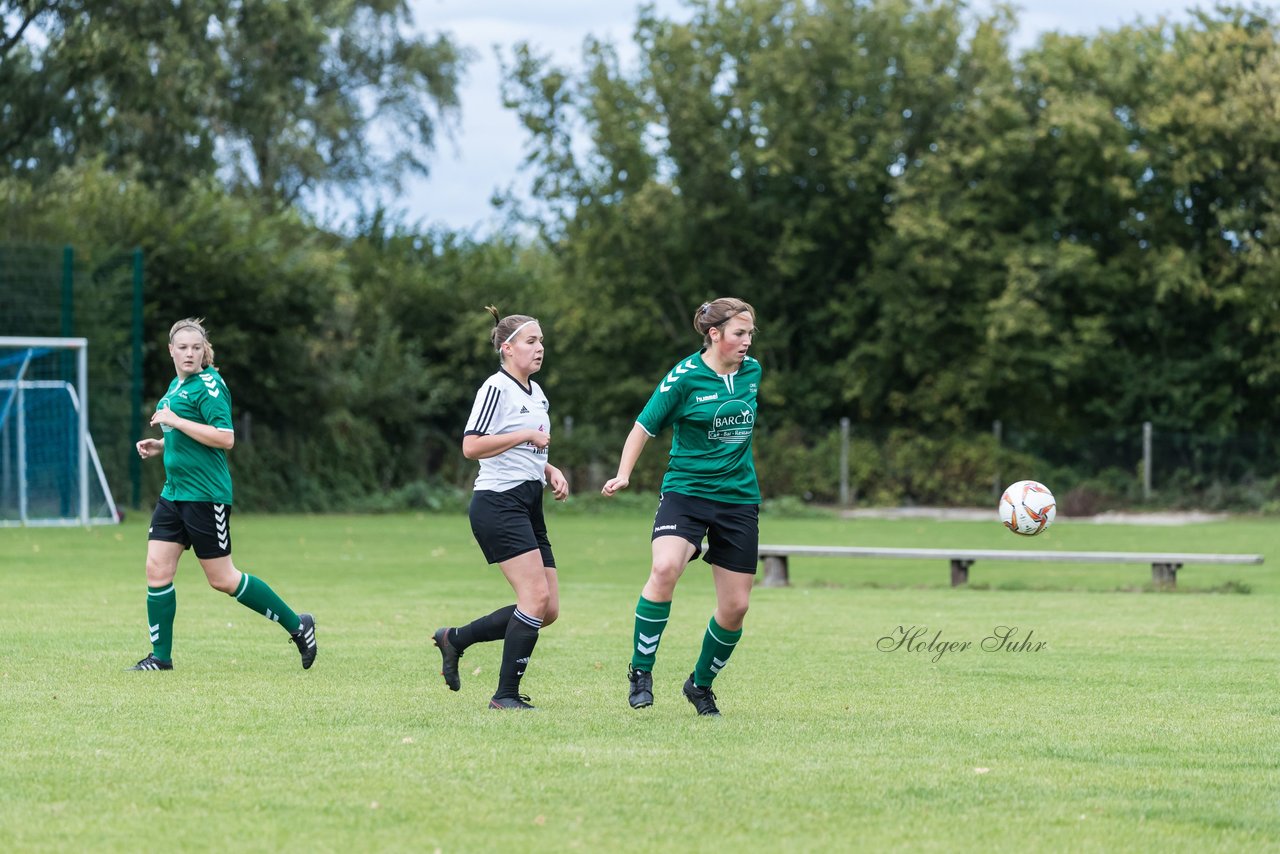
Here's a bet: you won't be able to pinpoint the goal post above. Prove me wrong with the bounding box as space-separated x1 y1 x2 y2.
0 336 120 526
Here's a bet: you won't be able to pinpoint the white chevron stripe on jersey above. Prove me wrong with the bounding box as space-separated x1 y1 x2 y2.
659 358 700 392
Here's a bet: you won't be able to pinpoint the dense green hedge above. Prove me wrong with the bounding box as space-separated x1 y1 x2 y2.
158 421 1279 514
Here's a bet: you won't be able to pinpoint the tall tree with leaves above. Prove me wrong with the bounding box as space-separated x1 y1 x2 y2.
215 0 469 204
503 0 1015 425
0 0 468 204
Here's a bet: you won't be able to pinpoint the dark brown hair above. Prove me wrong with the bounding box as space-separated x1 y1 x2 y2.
486 305 539 360
693 298 755 345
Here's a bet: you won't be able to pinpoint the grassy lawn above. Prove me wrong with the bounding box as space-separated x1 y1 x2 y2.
1 506 1277 851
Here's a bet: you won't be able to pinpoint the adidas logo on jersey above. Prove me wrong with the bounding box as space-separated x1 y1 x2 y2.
520 405 530 413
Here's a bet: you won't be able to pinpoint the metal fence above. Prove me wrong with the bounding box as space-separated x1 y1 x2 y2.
0 244 144 508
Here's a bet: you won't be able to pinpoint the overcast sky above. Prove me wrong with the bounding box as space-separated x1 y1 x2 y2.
315 0 1199 234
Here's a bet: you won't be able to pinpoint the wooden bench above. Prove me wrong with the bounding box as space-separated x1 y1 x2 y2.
757 545 1264 589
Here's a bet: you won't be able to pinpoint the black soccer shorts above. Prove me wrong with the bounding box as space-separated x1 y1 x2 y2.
148 497 232 559
468 479 557 568
651 490 759 574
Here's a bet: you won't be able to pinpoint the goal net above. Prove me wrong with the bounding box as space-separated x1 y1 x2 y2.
0 337 120 526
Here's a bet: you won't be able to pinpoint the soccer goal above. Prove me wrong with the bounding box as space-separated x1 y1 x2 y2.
0 337 120 526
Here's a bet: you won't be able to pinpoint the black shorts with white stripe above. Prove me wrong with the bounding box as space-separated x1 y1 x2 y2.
148 497 232 559
651 490 759 574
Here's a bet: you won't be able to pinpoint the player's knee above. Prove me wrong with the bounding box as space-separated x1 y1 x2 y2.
723 599 750 625
144 557 174 586
521 587 551 620
211 578 238 595
648 560 683 592
209 570 240 595
541 604 559 627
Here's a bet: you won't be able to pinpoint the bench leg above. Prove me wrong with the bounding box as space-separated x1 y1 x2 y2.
760 555 790 587
950 559 972 588
1151 562 1180 590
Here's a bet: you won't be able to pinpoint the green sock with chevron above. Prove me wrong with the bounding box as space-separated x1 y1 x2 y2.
231 572 300 633
693 616 742 687
146 584 176 662
631 596 671 671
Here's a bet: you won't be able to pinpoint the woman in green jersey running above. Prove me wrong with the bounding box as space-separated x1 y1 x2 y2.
602 297 760 716
129 318 316 672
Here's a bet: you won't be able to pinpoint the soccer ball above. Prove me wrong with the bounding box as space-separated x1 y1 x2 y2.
999 480 1056 536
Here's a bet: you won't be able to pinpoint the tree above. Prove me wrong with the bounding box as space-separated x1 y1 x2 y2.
0 0 468 205
503 0 1018 426
505 0 1280 445
215 0 470 204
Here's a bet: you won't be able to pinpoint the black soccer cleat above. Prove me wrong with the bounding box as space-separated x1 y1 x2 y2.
628 665 654 709
682 673 721 717
489 694 536 710
290 613 317 669
432 627 462 691
128 653 173 671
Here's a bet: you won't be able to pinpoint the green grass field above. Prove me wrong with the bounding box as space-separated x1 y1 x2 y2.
2 506 1278 852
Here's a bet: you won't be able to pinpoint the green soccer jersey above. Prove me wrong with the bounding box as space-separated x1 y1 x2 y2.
157 368 234 504
636 351 761 504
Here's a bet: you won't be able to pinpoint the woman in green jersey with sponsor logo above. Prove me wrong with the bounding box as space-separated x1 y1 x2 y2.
602 297 760 716
129 318 316 671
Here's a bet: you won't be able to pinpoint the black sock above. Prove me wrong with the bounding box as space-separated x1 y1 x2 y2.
495 608 541 698
450 604 516 651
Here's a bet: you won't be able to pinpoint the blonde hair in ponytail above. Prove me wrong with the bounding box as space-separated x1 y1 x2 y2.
169 317 215 368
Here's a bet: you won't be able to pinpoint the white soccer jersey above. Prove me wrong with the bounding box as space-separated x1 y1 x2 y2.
464 368 551 492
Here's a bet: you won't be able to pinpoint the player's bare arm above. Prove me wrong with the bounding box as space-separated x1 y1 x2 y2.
602 422 650 496
149 408 234 450
545 464 569 501
463 428 547 460
136 438 165 459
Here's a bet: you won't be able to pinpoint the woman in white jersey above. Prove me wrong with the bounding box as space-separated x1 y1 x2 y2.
602 297 760 717
432 306 569 709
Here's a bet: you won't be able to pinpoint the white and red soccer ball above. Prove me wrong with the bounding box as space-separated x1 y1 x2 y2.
999 480 1056 536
